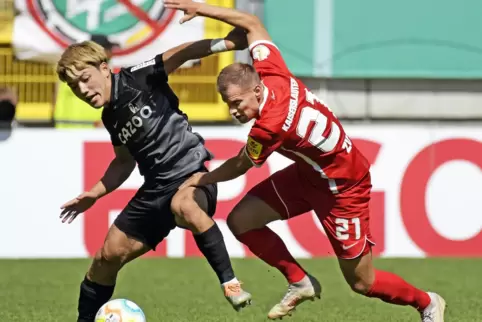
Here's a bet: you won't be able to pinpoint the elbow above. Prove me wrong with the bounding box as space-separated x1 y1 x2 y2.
250 15 263 27
125 159 136 172
244 14 264 32
119 158 136 175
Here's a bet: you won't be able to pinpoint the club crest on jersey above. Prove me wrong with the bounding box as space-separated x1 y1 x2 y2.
252 45 270 61
246 137 263 160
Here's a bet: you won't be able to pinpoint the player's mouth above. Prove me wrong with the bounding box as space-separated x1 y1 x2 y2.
86 94 98 104
235 115 247 123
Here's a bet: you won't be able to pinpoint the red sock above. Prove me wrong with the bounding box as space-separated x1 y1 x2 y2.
365 270 431 311
236 227 306 284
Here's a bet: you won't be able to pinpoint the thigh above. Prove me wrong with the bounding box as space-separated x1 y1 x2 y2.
171 182 218 218
227 194 284 235
170 183 218 232
114 185 178 251
313 173 376 260
247 163 312 221
197 182 218 217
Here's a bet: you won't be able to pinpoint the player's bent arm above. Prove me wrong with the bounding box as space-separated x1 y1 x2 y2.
89 145 136 200
182 2 270 46
200 149 253 185
162 28 245 75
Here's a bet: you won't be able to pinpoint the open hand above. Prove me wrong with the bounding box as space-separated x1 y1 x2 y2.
59 191 98 224
164 0 201 24
179 172 207 190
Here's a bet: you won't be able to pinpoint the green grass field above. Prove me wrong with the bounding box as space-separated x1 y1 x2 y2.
0 258 480 321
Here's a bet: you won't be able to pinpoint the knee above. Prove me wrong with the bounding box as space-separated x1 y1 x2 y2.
343 269 374 294
346 278 373 295
339 254 375 295
93 246 125 269
227 208 274 237
226 212 240 235
226 212 247 236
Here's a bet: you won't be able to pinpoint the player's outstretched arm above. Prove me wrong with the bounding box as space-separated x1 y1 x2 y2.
59 146 136 224
164 0 270 46
179 148 253 190
162 27 248 75
96 145 136 196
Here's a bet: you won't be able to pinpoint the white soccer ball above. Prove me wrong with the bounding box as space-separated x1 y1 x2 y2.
95 298 146 322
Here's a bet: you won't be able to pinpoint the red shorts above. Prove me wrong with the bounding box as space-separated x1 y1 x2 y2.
247 163 375 259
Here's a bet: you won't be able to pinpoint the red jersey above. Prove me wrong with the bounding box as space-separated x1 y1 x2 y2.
244 40 370 194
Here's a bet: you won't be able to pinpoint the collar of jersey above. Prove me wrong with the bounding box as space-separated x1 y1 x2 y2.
105 72 119 109
258 83 269 116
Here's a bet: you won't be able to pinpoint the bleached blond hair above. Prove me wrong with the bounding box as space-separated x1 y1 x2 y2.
56 41 107 82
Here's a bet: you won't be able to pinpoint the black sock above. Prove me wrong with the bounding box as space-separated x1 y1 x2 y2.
194 223 236 284
77 276 115 322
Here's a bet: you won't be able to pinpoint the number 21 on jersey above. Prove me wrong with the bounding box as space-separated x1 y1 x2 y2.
297 88 352 153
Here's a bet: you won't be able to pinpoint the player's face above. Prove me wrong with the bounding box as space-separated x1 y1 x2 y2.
67 62 111 109
222 83 263 123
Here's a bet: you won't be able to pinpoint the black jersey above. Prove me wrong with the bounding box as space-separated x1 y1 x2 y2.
101 55 213 181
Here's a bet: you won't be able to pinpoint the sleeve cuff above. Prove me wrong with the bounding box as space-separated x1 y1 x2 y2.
248 40 279 52
243 146 263 168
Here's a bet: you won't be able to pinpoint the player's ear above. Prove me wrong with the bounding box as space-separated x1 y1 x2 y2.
254 83 263 98
100 62 110 77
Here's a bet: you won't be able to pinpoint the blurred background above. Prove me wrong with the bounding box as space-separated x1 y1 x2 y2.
0 1 481 320
3 0 482 127
1 0 481 258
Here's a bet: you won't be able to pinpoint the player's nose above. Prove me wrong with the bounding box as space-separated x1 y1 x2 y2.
78 82 89 96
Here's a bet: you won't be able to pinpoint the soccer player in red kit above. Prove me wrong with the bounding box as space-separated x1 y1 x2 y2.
166 1 446 321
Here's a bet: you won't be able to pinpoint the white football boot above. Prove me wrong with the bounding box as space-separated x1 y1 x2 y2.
267 274 322 320
420 292 446 322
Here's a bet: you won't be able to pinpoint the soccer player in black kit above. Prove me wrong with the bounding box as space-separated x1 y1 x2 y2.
56 28 251 321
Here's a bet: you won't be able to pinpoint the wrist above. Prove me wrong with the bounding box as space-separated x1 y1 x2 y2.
89 185 105 200
210 38 229 53
195 2 208 16
89 191 102 200
198 173 212 186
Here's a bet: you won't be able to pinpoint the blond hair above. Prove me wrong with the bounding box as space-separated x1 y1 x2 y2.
217 62 260 94
56 41 107 82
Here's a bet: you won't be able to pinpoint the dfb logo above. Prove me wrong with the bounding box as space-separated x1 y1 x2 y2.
26 0 176 57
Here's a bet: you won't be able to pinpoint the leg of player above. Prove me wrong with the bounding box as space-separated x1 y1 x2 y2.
77 224 150 322
170 186 252 311
228 195 322 320
338 249 446 322
321 172 446 322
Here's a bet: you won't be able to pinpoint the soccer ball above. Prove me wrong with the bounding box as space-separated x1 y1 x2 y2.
95 298 146 322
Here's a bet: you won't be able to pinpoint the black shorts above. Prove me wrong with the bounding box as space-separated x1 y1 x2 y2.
113 170 217 250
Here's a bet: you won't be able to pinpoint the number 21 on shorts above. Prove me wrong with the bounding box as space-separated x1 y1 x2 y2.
335 218 361 240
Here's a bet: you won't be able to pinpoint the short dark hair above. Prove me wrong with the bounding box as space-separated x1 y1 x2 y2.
216 63 260 94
